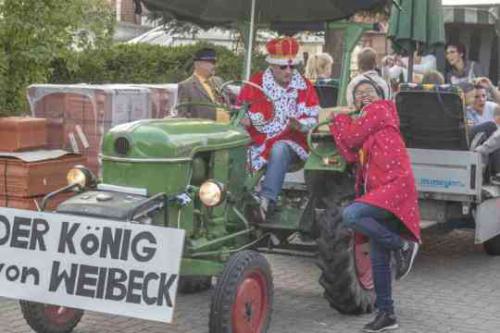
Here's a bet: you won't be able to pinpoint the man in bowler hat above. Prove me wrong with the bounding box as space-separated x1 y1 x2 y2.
177 47 228 122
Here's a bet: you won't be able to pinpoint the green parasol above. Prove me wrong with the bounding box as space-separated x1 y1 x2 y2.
388 0 445 81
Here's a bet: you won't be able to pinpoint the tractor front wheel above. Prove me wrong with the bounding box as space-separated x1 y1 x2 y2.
316 206 375 314
209 250 273 333
20 301 84 333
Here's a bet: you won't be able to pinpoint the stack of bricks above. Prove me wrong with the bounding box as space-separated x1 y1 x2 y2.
130 84 178 118
0 117 85 210
27 84 154 175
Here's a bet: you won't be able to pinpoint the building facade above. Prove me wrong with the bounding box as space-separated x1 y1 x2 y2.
106 0 153 41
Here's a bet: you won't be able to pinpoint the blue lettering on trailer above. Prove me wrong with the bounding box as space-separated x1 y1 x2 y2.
418 178 465 189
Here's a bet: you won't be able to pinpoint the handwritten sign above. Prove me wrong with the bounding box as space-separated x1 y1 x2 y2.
0 208 185 323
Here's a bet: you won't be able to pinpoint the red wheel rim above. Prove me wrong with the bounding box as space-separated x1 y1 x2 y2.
43 305 78 326
232 270 269 333
354 233 374 290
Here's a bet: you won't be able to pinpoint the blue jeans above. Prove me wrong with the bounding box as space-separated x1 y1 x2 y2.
260 142 299 202
343 202 404 314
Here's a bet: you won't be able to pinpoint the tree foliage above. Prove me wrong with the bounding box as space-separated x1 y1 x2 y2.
0 0 114 115
50 43 267 85
0 0 266 114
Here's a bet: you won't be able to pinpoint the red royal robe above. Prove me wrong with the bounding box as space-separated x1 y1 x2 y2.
238 69 319 171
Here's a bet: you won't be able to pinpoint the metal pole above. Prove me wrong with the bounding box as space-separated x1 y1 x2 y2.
407 47 414 82
407 0 415 82
327 22 373 106
244 0 256 80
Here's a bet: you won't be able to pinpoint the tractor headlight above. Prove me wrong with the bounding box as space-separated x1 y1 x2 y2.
67 165 96 188
199 180 225 207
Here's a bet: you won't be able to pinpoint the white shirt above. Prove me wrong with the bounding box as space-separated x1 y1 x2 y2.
388 55 437 82
467 101 498 125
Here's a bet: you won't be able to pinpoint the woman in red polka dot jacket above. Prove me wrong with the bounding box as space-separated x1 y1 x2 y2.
329 79 421 333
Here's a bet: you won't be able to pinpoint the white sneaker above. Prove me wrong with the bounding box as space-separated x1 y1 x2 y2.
253 193 269 222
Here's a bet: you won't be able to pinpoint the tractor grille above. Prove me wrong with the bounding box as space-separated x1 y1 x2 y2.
114 137 130 156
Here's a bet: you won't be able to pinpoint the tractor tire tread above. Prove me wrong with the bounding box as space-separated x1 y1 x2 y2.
19 301 83 333
316 206 374 315
484 234 500 256
209 250 273 333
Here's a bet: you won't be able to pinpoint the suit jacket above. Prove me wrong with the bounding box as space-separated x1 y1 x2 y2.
176 75 224 120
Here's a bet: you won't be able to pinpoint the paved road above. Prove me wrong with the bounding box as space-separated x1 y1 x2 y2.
1 229 499 333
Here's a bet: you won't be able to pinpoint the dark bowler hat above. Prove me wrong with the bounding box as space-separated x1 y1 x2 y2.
194 48 217 62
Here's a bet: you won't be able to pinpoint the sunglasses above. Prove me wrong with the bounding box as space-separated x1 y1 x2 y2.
278 64 296 70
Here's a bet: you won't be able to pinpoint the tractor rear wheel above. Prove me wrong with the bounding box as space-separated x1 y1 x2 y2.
316 205 375 314
209 250 273 333
20 301 83 333
483 234 500 255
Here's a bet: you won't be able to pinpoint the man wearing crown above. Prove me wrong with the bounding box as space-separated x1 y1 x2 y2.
238 36 320 221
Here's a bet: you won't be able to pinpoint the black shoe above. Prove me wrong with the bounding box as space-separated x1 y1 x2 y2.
395 240 419 280
363 312 399 332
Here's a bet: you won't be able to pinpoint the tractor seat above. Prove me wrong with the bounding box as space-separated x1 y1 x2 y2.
314 79 338 108
395 84 469 151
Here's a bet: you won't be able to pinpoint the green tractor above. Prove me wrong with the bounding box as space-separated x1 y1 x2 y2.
15 91 373 333
14 21 382 333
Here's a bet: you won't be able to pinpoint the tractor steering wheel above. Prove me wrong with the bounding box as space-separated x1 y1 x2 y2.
174 100 232 116
174 100 232 113
175 80 276 129
174 79 243 118
307 120 338 159
218 80 277 130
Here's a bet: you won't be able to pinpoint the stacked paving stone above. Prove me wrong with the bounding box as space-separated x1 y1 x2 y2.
0 83 179 210
0 116 85 210
27 84 178 175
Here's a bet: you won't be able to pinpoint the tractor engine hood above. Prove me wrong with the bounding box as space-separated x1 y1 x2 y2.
102 118 251 160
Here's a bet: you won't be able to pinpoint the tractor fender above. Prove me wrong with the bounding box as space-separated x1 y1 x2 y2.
475 197 500 243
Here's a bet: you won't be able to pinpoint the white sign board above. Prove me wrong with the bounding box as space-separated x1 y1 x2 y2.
0 208 185 323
